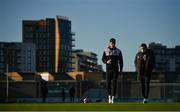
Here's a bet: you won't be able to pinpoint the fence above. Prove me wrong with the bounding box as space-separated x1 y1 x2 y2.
0 80 179 102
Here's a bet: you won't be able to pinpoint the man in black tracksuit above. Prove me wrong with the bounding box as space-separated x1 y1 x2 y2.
102 38 123 103
134 43 155 103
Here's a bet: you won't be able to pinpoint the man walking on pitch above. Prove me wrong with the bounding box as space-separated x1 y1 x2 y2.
102 38 123 103
134 43 155 103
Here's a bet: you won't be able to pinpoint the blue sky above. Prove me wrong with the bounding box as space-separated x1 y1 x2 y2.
0 0 180 71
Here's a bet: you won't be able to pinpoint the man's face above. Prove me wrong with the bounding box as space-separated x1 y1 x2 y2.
109 42 115 48
140 46 147 53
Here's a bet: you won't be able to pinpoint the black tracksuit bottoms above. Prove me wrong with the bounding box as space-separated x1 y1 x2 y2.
140 75 151 99
106 69 118 96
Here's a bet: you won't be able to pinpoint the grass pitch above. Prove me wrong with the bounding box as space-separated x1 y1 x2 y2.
0 102 180 111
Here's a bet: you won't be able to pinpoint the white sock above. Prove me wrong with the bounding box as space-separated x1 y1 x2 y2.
111 96 114 103
108 95 111 103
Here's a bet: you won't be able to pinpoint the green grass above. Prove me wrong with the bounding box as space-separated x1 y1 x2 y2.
0 103 180 111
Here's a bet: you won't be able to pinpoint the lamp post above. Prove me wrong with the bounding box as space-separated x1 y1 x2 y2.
6 63 9 102
6 47 9 103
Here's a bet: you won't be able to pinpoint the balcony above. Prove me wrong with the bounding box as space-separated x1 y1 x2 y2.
71 32 75 36
71 37 75 41
71 43 75 47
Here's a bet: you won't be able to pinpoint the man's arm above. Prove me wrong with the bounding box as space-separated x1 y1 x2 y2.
102 51 107 64
134 53 138 71
119 51 123 72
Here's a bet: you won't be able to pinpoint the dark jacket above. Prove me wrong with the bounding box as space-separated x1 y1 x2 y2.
134 49 155 80
102 47 123 72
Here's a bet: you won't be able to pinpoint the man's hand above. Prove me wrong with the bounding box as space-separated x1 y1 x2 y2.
106 59 112 64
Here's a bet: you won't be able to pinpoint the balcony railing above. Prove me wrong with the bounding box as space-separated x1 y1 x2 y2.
71 32 75 36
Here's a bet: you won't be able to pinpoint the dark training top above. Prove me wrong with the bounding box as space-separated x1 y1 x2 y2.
134 49 155 79
102 47 123 72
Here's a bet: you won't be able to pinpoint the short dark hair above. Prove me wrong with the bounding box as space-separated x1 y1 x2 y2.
110 38 116 44
140 43 147 48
